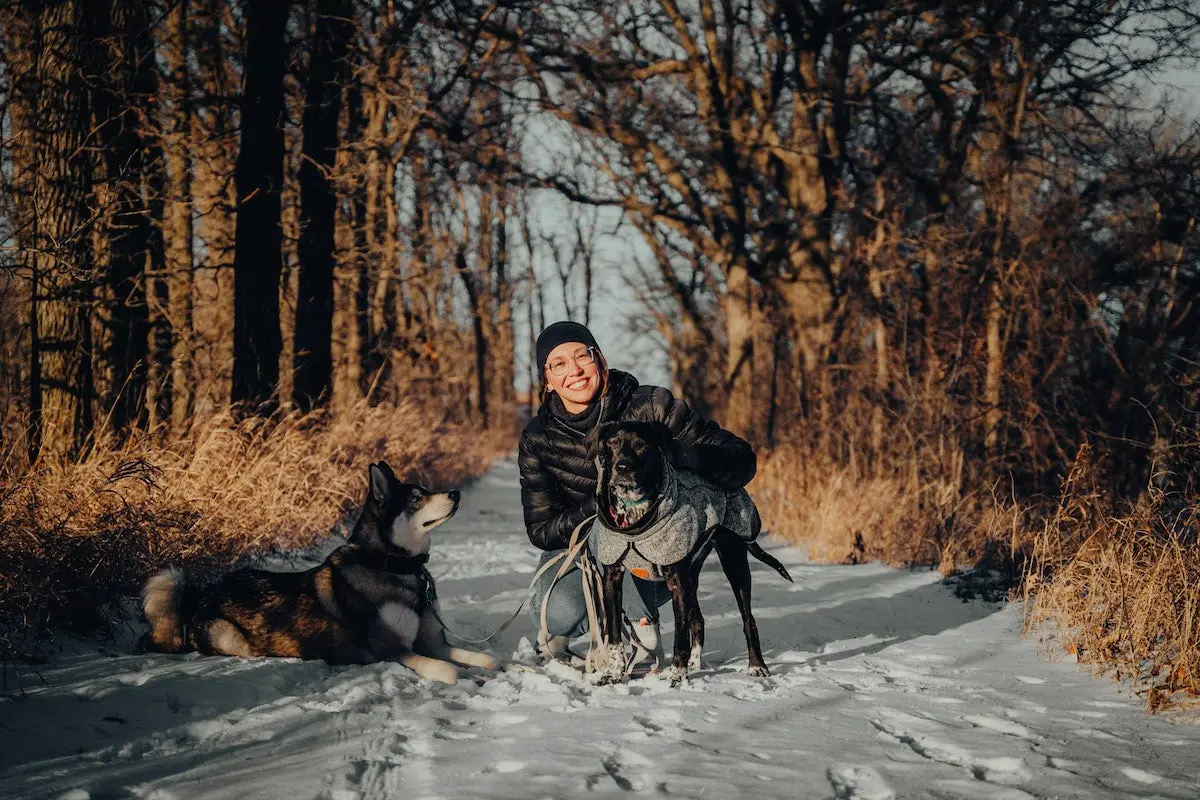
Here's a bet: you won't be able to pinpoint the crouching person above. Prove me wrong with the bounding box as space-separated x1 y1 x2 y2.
518 321 756 669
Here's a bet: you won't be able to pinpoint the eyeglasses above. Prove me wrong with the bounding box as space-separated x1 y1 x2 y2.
545 347 597 377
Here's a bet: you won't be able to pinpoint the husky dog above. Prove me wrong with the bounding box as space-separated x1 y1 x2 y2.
591 421 792 685
140 462 496 684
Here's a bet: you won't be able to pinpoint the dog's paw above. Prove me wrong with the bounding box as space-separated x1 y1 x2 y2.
594 671 627 686
401 654 459 684
591 643 630 684
669 664 688 688
448 647 498 671
425 662 460 685
747 664 770 678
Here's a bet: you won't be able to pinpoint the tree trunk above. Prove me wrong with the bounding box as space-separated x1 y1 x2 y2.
294 0 354 410
360 87 388 398
89 0 161 433
332 81 363 408
525 213 540 412
3 1 96 461
983 277 1003 454
722 262 755 437
459 248 489 428
492 196 516 412
163 0 195 431
190 0 238 414
865 180 890 473
145 145 171 430
230 1 289 410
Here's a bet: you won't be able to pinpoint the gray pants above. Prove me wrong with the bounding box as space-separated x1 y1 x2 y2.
529 532 672 639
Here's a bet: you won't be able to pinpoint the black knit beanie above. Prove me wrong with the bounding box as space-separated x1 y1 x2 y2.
535 321 600 370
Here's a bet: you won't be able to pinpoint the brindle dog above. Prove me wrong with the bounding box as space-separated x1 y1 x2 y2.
591 421 792 685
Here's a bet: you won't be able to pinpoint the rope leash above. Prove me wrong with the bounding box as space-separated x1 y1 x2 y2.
430 516 623 673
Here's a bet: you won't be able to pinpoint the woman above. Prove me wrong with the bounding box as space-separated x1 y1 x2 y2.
519 321 756 663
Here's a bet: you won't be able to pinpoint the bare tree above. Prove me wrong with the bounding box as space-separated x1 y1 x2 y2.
230 1 289 410
162 0 196 430
3 1 97 460
294 0 355 410
189 0 240 415
89 0 164 433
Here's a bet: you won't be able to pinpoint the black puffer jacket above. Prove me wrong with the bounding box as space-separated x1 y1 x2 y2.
518 369 756 551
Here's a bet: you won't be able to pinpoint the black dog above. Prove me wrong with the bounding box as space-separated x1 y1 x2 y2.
590 421 792 685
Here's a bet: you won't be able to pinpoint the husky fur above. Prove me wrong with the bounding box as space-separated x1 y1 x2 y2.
139 462 496 684
590 421 792 685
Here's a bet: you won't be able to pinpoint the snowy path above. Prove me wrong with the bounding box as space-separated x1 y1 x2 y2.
3 458 1199 800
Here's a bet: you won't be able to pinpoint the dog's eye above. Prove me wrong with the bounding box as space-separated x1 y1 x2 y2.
409 489 422 503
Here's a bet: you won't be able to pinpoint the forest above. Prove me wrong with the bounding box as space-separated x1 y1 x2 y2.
1 0 1198 708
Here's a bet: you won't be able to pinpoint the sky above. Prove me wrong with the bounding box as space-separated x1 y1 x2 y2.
509 60 1200 395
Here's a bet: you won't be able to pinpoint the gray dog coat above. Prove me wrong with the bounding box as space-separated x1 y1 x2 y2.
595 462 761 580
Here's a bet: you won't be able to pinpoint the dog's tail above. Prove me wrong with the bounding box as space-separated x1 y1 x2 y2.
748 543 793 583
141 567 188 653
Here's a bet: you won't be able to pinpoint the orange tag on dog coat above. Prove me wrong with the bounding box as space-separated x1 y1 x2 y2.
630 567 651 580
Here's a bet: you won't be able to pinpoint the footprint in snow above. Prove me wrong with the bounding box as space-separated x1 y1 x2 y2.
870 713 1031 785
826 764 895 800
586 747 654 793
1120 767 1162 785
489 713 528 726
432 717 478 741
964 714 1036 740
1073 726 1122 741
933 778 1038 799
624 714 666 742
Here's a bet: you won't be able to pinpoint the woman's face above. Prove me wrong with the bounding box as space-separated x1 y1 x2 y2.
545 341 601 413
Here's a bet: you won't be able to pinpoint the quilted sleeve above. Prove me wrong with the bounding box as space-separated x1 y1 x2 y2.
518 429 597 551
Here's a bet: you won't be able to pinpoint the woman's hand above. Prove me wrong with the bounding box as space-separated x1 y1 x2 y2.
670 439 702 471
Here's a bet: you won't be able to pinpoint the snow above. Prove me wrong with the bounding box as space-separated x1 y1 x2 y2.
3 457 1199 799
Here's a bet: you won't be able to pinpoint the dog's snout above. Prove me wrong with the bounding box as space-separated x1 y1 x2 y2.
448 490 461 503
615 458 634 473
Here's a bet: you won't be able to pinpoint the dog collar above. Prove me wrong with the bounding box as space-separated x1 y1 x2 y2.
380 552 438 607
378 550 431 574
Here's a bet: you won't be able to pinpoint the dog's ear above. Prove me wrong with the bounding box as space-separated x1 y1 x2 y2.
368 462 393 504
647 422 674 452
587 421 618 459
652 423 694 468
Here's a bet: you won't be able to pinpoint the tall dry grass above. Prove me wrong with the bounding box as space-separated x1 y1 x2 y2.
756 432 1199 713
0 400 514 670
752 441 1019 573
1022 445 1200 712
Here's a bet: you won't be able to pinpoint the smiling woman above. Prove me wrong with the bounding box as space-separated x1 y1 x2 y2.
544 343 602 413
517 321 757 666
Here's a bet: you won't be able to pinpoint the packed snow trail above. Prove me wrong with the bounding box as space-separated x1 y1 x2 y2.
2 458 1199 799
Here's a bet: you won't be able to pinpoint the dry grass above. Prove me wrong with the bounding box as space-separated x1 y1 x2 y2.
0 400 514 668
752 444 1002 570
757 435 1200 713
1022 447 1200 712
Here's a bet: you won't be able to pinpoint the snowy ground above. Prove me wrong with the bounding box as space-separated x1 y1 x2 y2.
2 458 1199 800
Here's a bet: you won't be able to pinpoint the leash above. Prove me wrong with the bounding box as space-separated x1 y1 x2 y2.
429 515 644 678
427 516 600 650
